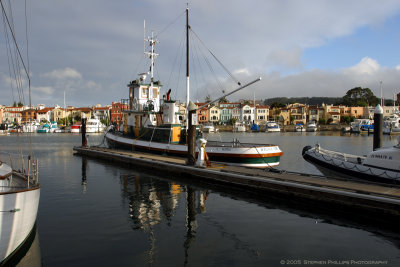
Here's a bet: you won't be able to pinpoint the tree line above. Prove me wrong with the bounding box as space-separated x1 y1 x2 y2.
263 87 396 108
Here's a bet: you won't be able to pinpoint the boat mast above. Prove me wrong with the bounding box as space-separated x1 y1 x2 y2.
144 26 158 110
186 4 190 124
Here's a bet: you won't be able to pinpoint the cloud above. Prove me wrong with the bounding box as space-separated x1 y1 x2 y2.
2 0 400 107
264 47 303 71
42 67 82 80
343 57 380 75
1 73 27 87
86 81 97 89
32 86 55 95
220 57 400 101
233 68 251 76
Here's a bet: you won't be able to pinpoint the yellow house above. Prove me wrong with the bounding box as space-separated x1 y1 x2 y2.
71 107 92 120
279 108 291 125
322 104 340 123
255 105 269 124
287 103 307 125
209 106 220 123
340 106 364 119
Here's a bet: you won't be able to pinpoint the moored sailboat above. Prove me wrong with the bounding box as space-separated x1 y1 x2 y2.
0 155 40 264
1 1 40 263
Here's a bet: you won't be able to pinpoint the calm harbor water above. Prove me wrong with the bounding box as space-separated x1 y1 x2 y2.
1 132 400 266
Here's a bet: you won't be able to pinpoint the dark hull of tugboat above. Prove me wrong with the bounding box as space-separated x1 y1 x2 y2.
105 130 283 168
302 146 400 184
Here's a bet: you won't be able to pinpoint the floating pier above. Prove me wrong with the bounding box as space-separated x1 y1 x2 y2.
73 146 400 220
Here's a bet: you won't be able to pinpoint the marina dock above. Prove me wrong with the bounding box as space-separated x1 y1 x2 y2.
73 146 400 221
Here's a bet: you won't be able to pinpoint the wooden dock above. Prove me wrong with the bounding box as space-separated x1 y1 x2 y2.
73 146 400 220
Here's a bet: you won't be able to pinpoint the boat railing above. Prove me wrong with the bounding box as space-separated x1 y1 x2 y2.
206 140 275 148
0 152 39 186
315 144 365 163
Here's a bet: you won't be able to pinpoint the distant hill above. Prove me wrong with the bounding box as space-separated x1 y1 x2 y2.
263 97 343 106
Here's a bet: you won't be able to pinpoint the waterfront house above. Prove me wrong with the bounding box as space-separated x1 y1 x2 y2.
52 107 67 122
2 110 22 124
276 108 290 125
111 102 128 125
220 107 232 124
321 104 341 124
36 107 55 123
255 105 269 124
70 107 92 121
241 104 255 124
232 106 241 121
195 103 209 124
0 106 4 123
209 106 220 124
21 108 36 123
287 103 307 125
93 105 111 122
340 106 364 119
382 106 397 119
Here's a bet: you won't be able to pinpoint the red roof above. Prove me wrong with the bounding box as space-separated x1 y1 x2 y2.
37 107 54 113
73 107 92 112
94 107 110 110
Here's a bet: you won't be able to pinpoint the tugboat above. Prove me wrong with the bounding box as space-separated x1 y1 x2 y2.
104 7 283 168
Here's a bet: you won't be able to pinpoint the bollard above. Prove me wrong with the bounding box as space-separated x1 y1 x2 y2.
196 138 207 167
373 105 383 150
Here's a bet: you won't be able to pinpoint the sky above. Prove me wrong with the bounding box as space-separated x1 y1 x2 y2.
1 0 400 107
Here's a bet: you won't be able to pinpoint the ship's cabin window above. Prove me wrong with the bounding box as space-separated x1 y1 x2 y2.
142 87 148 98
153 88 158 98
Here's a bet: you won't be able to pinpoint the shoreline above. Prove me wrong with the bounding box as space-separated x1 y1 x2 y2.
216 124 348 132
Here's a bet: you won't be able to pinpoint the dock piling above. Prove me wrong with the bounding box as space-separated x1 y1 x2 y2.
373 105 383 150
81 118 87 147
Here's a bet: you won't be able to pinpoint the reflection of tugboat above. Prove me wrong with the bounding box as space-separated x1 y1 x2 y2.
119 170 209 265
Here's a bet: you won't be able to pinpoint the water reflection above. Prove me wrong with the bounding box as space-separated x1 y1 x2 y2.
115 169 400 265
121 174 207 229
81 157 87 194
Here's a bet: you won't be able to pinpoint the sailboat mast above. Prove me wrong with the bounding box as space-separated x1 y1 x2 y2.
186 5 190 121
